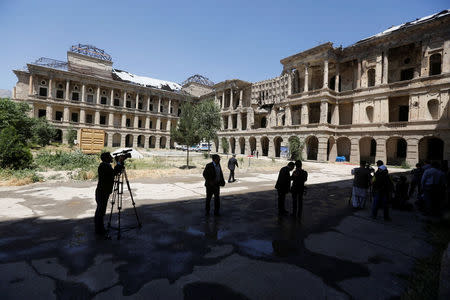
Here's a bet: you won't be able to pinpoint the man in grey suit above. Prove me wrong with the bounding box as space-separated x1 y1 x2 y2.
227 154 239 183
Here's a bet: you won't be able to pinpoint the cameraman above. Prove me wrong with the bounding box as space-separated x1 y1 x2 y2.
95 152 124 237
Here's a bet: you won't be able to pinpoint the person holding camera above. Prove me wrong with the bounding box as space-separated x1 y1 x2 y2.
95 152 124 236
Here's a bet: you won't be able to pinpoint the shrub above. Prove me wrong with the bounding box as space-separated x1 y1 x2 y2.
67 126 78 147
35 149 99 171
289 137 304 161
0 126 33 169
31 117 58 146
401 160 411 169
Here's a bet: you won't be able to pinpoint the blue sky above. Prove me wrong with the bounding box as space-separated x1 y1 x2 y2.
0 0 447 90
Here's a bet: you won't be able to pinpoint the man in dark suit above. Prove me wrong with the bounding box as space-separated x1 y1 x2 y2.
275 162 295 215
95 152 123 236
203 154 226 216
227 154 239 183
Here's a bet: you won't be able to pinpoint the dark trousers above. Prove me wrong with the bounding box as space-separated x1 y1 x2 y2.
277 190 287 213
291 190 304 218
95 188 110 233
206 185 220 214
228 169 235 182
371 192 390 219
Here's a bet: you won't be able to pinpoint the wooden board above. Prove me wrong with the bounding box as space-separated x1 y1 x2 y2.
80 128 105 154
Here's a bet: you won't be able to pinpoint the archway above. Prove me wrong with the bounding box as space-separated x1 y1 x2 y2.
125 134 133 148
327 137 336 161
249 137 256 155
419 136 444 162
137 135 145 148
261 137 269 156
336 137 351 162
359 137 376 164
112 133 121 147
305 136 318 160
149 136 156 148
54 129 63 143
274 136 283 158
229 137 236 154
239 137 245 155
160 136 167 149
386 137 407 165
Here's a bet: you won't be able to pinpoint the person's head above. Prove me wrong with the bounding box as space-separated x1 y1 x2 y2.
100 152 113 163
376 160 384 167
211 154 220 164
295 160 302 169
416 162 422 169
360 160 366 167
287 162 295 170
232 154 236 158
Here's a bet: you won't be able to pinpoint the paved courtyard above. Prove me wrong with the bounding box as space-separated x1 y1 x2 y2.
0 162 432 299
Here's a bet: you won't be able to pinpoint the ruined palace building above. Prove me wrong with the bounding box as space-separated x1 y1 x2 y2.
11 10 450 165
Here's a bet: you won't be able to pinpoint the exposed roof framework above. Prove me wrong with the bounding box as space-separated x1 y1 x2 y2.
182 74 214 87
27 57 68 71
69 44 112 61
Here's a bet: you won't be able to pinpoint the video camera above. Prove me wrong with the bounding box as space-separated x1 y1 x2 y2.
113 149 132 162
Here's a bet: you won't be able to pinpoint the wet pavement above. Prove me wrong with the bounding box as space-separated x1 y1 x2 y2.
0 162 432 299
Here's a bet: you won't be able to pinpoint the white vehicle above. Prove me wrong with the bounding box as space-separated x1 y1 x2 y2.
195 143 212 152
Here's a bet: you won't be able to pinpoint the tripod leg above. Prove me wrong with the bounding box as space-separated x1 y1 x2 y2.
107 178 119 231
123 169 142 228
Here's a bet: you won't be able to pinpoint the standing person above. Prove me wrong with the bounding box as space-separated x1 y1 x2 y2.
421 161 445 216
409 162 424 200
256 150 259 159
291 160 308 219
227 154 239 183
203 154 226 216
275 162 295 215
95 152 123 237
351 161 372 209
371 160 392 221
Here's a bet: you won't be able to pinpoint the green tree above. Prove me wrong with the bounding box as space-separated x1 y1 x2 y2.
289 136 304 161
31 117 58 146
0 98 34 141
170 102 201 168
67 126 78 147
196 100 221 155
0 126 33 169
221 137 229 154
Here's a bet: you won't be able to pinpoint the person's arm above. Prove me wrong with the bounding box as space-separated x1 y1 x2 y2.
236 160 239 168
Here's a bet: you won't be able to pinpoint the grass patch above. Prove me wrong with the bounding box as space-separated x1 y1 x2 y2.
0 168 43 186
401 219 450 299
35 149 99 171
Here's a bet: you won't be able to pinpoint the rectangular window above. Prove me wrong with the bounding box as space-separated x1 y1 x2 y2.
101 97 107 105
400 68 414 81
114 99 120 106
39 87 47 97
38 109 46 118
126 101 131 108
126 118 131 127
138 120 142 128
71 113 78 123
55 111 63 121
56 90 64 99
138 102 143 110
160 105 163 112
86 114 93 124
150 121 153 129
170 107 173 114
87 94 94 103
150 104 153 111
399 106 409 122
100 115 106 125
72 92 79 101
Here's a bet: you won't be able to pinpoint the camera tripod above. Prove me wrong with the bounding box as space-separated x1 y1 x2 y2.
107 165 142 240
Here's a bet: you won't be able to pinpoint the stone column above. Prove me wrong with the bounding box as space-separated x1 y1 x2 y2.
320 101 328 124
217 137 222 153
375 54 383 86
144 135 149 148
350 138 360 163
356 59 361 89
237 112 242 130
382 50 388 84
123 91 127 108
94 111 100 125
80 109 86 124
270 108 277 127
120 135 126 148
317 136 328 162
135 94 139 109
65 80 70 100
287 73 292 96
168 99 172 115
268 137 275 158
121 114 127 128
247 108 253 130
229 89 233 110
335 64 340 92
239 90 243 107
304 65 309 92
285 105 292 126
256 137 263 157
375 138 386 164
64 107 70 122
220 115 224 130
156 117 161 130
46 105 52 121
81 84 86 102
107 134 113 148
323 60 329 89
108 113 114 127
333 103 340 125
48 78 53 98
110 89 114 106
158 96 162 113
96 86 101 104
301 103 309 124
155 136 160 149
228 114 233 129
29 74 34 95
132 135 138 148
145 116 150 129
222 91 225 109
406 138 419 167
147 95 151 111
167 119 171 131
133 115 139 128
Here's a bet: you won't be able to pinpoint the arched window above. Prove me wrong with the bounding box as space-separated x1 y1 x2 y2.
367 69 375 87
427 99 439 120
429 53 442 76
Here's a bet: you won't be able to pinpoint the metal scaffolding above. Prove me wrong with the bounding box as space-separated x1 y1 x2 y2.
182 74 214 86
69 44 112 61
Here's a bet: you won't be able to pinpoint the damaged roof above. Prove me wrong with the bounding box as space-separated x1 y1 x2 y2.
112 69 182 92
